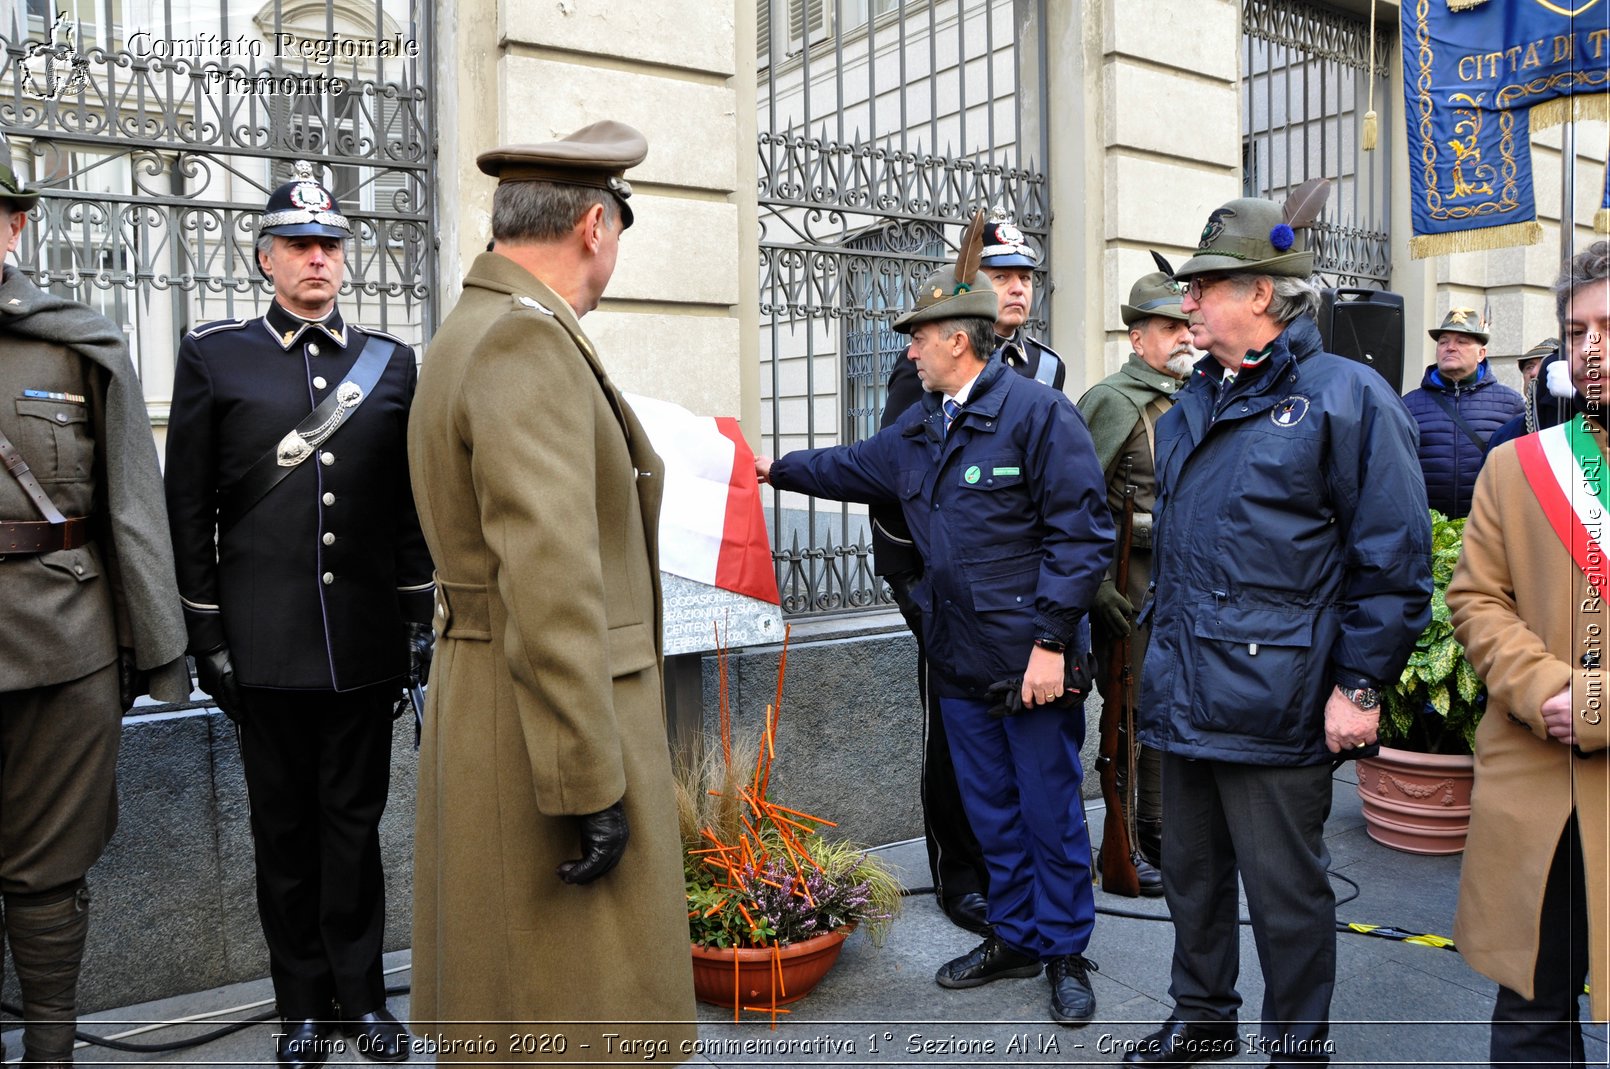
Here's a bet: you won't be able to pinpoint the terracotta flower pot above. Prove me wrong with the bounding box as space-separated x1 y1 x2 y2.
1355 745 1475 855
689 926 851 1008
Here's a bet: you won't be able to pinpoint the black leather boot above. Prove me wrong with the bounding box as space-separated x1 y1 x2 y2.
1136 818 1164 869
6 884 90 1067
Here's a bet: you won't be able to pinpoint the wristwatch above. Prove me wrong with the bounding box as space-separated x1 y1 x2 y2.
1033 637 1067 654
1339 685 1381 710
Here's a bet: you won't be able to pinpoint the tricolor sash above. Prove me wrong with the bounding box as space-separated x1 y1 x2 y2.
1516 414 1609 594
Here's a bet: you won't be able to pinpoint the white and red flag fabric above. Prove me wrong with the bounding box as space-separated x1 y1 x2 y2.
625 393 780 606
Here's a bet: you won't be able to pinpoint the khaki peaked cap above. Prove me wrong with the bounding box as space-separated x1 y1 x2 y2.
477 120 648 227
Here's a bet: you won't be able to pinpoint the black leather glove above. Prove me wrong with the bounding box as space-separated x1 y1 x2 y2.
556 801 629 885
984 652 1096 719
1092 579 1135 639
985 677 1027 719
405 621 434 683
195 646 245 723
116 647 145 713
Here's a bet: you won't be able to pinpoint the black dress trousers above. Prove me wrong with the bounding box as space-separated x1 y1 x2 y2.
237 684 395 1019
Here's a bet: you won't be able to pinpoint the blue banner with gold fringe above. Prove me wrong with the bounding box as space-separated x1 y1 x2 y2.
1404 0 1609 259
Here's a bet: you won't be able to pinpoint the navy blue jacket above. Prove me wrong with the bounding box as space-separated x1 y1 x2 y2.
871 332 1064 581
1401 361 1523 518
1139 316 1432 766
771 358 1113 698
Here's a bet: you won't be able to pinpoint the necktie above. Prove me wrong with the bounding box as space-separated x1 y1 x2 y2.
943 398 961 436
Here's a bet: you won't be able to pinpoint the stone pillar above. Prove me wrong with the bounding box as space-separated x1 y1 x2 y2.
1042 0 1242 394
435 0 755 419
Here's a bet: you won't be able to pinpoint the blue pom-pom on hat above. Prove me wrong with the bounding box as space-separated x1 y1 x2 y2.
1269 223 1295 252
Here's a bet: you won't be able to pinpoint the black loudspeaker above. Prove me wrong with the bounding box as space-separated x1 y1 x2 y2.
1317 288 1406 390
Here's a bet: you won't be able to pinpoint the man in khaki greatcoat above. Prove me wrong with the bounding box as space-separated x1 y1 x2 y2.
1447 240 1610 1064
407 121 697 1062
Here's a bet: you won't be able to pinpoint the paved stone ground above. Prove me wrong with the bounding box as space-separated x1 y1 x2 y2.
11 767 1605 1067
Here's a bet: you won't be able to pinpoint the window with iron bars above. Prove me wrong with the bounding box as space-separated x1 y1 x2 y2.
842 228 944 444
1242 0 1394 289
758 0 904 65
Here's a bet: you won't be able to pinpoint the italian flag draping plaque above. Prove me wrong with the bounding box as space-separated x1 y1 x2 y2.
624 393 783 657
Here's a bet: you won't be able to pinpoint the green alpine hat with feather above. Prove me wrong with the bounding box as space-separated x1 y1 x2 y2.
1173 179 1331 279
893 209 999 333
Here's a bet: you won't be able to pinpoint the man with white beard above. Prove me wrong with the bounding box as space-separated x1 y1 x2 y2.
1075 263 1194 891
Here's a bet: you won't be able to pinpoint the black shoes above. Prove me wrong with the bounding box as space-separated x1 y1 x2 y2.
1047 953 1098 1026
276 1019 332 1069
935 935 1042 988
1098 850 1166 898
1120 1018 1240 1066
342 1007 413 1062
940 891 992 935
1135 854 1165 898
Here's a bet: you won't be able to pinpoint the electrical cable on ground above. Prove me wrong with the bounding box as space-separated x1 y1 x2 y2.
2 977 412 1056
893 856 1458 950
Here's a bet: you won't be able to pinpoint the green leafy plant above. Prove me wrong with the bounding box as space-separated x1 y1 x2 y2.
1380 510 1484 755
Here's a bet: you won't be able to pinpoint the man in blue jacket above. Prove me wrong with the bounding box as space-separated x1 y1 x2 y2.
1401 309 1522 518
756 256 1114 1027
1123 196 1432 1067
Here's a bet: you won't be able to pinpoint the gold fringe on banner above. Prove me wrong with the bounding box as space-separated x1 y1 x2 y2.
1410 221 1543 260
1597 208 1610 235
1529 93 1610 132
1445 0 1489 9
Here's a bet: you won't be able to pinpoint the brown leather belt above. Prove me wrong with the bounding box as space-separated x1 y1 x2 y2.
0 516 91 555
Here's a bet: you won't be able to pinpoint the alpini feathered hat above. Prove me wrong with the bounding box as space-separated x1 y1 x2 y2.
1173 179 1331 279
893 210 1000 334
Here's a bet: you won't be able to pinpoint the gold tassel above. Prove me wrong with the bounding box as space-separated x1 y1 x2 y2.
1445 0 1490 10
1409 221 1543 260
1362 0 1378 152
1596 208 1610 235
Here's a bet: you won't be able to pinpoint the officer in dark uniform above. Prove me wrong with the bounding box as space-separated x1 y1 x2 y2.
869 210 1061 934
164 162 433 1069
979 210 1064 390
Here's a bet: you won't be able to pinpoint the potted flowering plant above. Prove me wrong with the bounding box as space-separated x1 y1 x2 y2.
675 635 901 1019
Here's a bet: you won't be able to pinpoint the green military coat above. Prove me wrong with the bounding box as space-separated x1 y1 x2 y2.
407 253 696 1061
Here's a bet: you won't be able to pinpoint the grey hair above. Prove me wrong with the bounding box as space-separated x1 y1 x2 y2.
1556 240 1610 321
491 180 619 244
1211 273 1322 324
927 317 997 364
1266 275 1323 324
255 233 347 260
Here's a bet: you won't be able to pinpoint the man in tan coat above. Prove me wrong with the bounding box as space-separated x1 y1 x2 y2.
1447 240 1610 1065
406 122 697 1062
